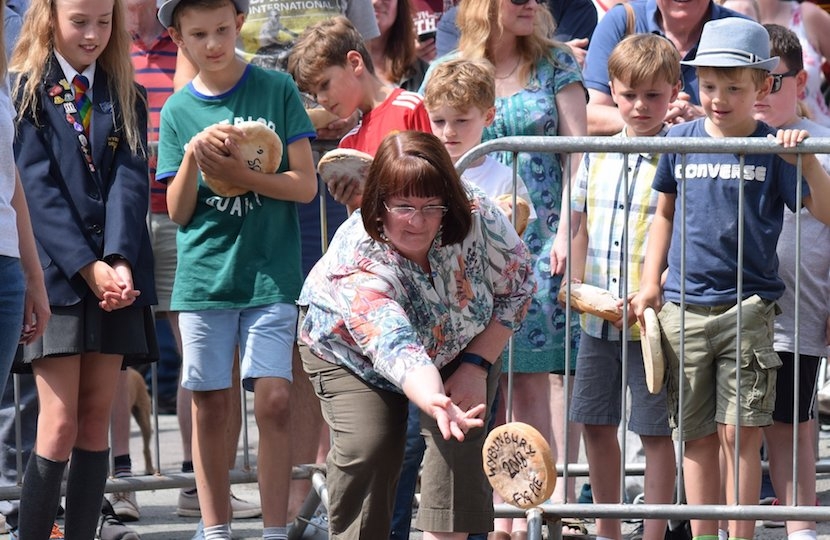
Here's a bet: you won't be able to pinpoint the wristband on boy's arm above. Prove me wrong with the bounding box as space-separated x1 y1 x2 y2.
460 352 492 374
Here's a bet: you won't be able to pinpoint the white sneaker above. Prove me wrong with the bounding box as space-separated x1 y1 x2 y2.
177 489 262 519
177 490 201 518
229 492 261 519
108 491 140 522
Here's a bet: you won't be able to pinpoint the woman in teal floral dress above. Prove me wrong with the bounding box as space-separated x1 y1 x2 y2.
424 0 588 529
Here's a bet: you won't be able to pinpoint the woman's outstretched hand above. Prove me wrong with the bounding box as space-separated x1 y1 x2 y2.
429 394 485 442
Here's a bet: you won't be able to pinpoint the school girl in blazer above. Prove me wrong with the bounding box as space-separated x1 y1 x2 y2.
10 0 156 537
14 57 156 309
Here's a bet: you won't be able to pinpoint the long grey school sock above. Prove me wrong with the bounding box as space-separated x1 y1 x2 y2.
63 447 110 539
17 453 68 539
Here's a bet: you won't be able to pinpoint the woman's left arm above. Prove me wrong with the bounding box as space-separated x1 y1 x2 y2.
551 82 588 276
445 200 536 411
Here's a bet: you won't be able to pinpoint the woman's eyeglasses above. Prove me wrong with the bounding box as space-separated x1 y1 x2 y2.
770 69 799 94
383 202 448 220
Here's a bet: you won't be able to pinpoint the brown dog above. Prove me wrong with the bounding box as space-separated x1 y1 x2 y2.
126 367 154 475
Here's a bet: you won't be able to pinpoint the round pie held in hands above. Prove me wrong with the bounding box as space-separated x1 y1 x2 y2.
201 120 283 198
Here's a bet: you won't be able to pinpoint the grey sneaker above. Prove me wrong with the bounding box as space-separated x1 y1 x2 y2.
97 499 140 540
177 489 262 519
109 491 140 522
229 492 261 519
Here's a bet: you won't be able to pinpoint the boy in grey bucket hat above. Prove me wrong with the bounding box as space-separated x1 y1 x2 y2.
631 15 830 540
681 17 779 72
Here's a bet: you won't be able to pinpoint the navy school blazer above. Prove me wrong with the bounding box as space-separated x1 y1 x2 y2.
13 56 156 308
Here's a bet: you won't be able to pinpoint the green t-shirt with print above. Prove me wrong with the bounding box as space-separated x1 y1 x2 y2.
157 64 315 311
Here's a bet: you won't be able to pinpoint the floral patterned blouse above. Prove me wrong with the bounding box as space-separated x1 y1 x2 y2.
298 186 536 393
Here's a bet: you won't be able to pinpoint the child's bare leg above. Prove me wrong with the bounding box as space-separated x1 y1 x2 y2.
683 432 721 537
549 374 580 503
167 311 194 464
227 352 242 470
718 424 762 539
110 371 132 457
583 423 621 539
254 376 292 527
288 344 323 522
192 388 233 526
641 435 675 540
764 420 817 535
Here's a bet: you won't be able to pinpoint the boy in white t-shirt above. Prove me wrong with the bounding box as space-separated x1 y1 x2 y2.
423 57 537 537
423 58 535 226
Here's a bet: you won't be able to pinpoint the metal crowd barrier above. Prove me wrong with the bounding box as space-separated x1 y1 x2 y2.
458 135 830 539
2 135 830 540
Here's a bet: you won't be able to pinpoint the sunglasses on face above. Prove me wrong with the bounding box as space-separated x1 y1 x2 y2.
510 0 543 6
770 69 799 94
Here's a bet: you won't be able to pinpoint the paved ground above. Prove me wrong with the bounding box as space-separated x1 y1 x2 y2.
6 399 830 539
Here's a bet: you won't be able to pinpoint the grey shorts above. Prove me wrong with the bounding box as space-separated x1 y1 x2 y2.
570 332 671 436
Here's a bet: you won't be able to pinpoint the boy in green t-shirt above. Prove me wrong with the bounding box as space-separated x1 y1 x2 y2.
156 1 317 539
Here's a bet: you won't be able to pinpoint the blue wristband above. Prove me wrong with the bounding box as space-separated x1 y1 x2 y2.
460 352 492 374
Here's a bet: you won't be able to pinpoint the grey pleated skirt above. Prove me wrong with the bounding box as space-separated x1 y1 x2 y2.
14 295 158 373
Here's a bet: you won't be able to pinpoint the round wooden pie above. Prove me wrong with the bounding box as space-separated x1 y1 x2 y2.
482 422 556 508
641 307 665 394
317 148 373 187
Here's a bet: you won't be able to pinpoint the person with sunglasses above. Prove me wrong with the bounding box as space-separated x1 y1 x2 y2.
433 0 597 66
754 0 830 128
753 23 830 540
298 130 535 540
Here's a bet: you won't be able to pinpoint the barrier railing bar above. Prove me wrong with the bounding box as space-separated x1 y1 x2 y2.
494 502 830 521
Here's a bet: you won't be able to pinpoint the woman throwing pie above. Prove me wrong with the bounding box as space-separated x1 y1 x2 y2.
298 130 535 540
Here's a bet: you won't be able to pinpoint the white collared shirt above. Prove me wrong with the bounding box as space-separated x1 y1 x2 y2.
54 51 96 102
